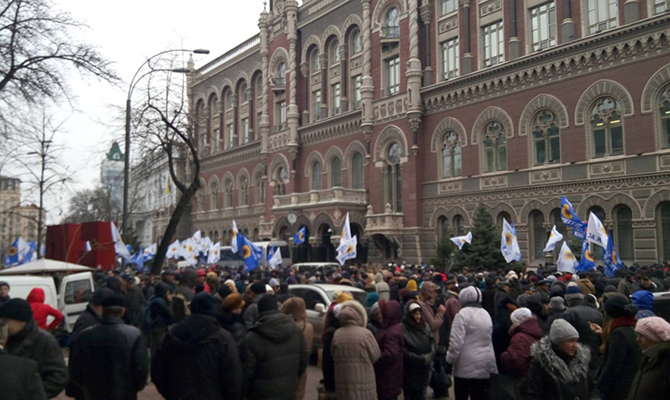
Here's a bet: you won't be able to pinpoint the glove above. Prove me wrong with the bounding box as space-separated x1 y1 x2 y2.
444 362 453 375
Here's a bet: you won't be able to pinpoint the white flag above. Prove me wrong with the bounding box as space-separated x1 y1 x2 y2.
342 212 352 240
336 236 358 266
231 220 239 253
557 242 577 274
543 225 564 252
268 247 283 269
110 222 132 261
207 242 221 264
586 212 609 249
179 238 196 260
450 231 473 250
501 219 521 263
166 240 180 259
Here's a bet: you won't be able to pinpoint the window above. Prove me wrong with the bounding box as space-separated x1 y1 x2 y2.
440 0 458 15
64 280 92 305
659 85 670 148
277 100 287 130
310 51 320 74
352 75 362 109
587 0 618 34
654 0 670 14
483 121 507 172
241 118 250 144
533 110 561 165
384 7 400 38
351 30 362 54
312 90 322 121
385 57 401 95
352 152 364 189
312 161 322 190
276 167 287 195
591 97 623 158
210 182 219 210
437 216 449 239
530 2 556 51
453 215 464 236
441 132 462 178
330 40 340 63
240 176 249 206
441 38 459 80
483 21 504 67
384 143 402 212
497 212 512 231
225 179 233 208
660 202 670 261
276 62 286 86
530 210 546 261
331 84 341 116
255 173 265 204
331 158 342 187
615 206 633 260
241 83 248 103
227 124 234 149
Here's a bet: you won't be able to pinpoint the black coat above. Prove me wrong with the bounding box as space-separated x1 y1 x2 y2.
5 318 68 398
561 300 604 378
242 310 308 400
596 323 640 400
627 341 670 400
67 305 102 399
0 349 47 400
216 309 246 346
152 314 242 400
70 317 148 400
401 312 435 391
321 309 340 392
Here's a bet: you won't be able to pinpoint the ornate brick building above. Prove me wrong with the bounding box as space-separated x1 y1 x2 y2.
188 0 670 266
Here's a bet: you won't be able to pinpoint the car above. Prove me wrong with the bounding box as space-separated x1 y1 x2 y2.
291 262 341 274
288 283 367 349
652 291 670 322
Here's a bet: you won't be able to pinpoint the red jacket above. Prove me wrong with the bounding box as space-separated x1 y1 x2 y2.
500 318 544 378
27 288 64 330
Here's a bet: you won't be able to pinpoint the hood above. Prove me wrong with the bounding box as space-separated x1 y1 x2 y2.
154 282 172 299
530 336 590 384
180 269 197 288
420 281 438 306
379 299 402 327
167 314 221 348
27 288 45 304
248 310 298 343
459 286 482 306
515 318 544 340
280 297 307 322
632 290 654 310
337 300 367 328
374 272 383 284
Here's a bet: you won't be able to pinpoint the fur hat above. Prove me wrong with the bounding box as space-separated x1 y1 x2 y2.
336 292 354 304
221 293 245 311
550 319 579 344
0 298 32 321
604 295 637 318
511 307 533 325
635 317 670 343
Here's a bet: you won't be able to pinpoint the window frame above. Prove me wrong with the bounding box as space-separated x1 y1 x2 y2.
440 131 462 179
385 56 401 96
311 161 322 191
529 1 556 52
586 0 618 35
659 84 670 149
441 37 459 80
351 152 364 189
331 157 342 187
532 109 561 165
482 21 504 68
589 97 624 159
482 121 507 173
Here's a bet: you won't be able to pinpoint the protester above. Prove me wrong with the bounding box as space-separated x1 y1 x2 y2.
0 319 47 400
146 281 174 358
375 272 391 301
332 300 381 400
500 307 543 378
561 284 604 379
243 281 268 326
217 292 246 345
401 301 435 400
124 276 145 326
0 298 68 398
373 299 404 400
627 316 670 400
280 297 314 400
26 288 64 331
546 296 566 326
446 286 497 400
631 290 656 319
152 292 242 400
0 281 10 306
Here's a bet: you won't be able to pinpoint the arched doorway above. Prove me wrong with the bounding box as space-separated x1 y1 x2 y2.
293 226 312 263
317 223 335 262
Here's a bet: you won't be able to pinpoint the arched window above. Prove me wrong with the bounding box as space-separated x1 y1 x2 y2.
225 179 233 208
210 181 219 210
310 50 320 74
532 110 560 165
483 121 507 172
384 7 400 38
329 40 340 63
331 157 342 187
240 83 248 103
588 206 606 260
276 166 287 195
351 29 362 54
352 152 364 189
497 211 511 233
276 62 286 86
615 206 633 261
441 132 462 178
255 173 265 204
239 176 249 206
659 85 670 149
437 216 449 240
453 214 464 236
384 143 402 212
659 202 670 262
530 210 546 261
591 97 624 158
311 161 322 190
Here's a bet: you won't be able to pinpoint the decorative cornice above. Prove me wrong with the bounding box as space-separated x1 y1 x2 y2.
201 142 262 168
298 110 363 145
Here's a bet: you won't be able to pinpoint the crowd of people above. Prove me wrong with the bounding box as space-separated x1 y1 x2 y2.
0 261 669 400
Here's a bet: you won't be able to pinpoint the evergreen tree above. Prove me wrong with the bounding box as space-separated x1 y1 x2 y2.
454 206 507 270
431 238 455 270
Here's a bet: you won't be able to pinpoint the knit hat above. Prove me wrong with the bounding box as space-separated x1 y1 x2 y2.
516 293 530 308
268 278 280 287
550 319 579 344
250 282 266 294
0 281 9 289
408 302 422 313
510 307 533 325
564 284 584 302
604 295 637 318
258 294 278 313
549 297 566 312
336 292 354 304
603 284 618 293
221 293 245 311
101 294 126 308
635 317 670 343
189 293 217 316
91 288 115 306
0 298 33 321
406 279 418 292
366 292 380 307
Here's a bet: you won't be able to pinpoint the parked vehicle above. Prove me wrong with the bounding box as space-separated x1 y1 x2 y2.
253 240 292 268
292 262 340 274
652 291 670 322
288 283 367 349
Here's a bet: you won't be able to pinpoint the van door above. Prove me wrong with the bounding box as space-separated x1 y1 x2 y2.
58 272 95 331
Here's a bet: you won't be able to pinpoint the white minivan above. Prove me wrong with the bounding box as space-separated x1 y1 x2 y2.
253 240 292 268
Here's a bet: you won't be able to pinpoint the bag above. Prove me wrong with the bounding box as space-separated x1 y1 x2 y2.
489 373 525 400
430 361 453 391
139 296 158 330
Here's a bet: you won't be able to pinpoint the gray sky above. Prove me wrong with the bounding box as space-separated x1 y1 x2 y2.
23 0 267 222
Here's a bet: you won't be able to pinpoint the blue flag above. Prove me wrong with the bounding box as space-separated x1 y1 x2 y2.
235 231 263 272
293 226 306 245
572 221 587 241
577 240 596 272
560 197 583 228
4 238 22 267
22 241 36 264
132 247 144 271
603 231 622 278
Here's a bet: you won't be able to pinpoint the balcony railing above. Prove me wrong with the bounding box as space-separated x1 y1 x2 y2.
272 188 368 210
382 26 400 39
271 78 286 88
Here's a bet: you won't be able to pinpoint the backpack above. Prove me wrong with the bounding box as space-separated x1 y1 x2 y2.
139 296 159 330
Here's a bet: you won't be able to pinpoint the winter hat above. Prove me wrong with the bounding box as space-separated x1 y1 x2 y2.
217 285 232 300
635 317 670 343
564 284 584 302
406 279 418 292
550 319 579 344
549 297 566 312
546 275 557 285
408 302 422 313
189 293 218 316
603 284 618 293
604 295 638 319
91 288 115 306
0 281 9 289
0 298 33 321
258 294 279 313
516 293 530 308
511 307 533 325
249 282 267 295
336 292 354 304
585 294 600 310
505 271 519 282
632 290 654 311
458 286 482 306
101 294 126 308
268 278 280 287
366 292 380 307
221 293 245 311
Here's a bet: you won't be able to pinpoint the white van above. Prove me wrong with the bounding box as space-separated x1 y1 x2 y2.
253 241 292 268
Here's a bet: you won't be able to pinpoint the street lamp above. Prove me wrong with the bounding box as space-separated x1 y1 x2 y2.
122 48 209 243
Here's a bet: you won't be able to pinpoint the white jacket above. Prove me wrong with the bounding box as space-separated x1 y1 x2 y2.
446 305 498 379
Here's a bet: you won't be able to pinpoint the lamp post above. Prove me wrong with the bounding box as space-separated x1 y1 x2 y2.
122 48 209 244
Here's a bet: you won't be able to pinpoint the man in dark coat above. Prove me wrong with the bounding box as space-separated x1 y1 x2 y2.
0 298 68 398
374 299 404 400
70 294 148 400
124 277 145 326
243 294 308 400
0 280 10 306
152 292 242 400
148 281 174 357
0 320 47 400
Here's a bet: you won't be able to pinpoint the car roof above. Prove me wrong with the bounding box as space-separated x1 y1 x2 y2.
288 283 366 293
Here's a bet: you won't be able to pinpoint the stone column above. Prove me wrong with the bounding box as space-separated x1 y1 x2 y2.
301 62 310 122
286 0 300 149
561 0 575 44
508 0 521 60
258 11 271 156
461 0 473 74
419 3 433 86
406 0 423 156
361 0 374 129
320 54 328 119
340 45 349 112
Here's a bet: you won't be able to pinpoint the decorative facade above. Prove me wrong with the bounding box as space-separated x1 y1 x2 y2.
188 0 670 265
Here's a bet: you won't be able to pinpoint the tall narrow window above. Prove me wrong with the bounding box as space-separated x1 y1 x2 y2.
587 0 618 34
386 57 401 95
441 132 462 178
352 75 362 109
453 215 464 236
331 158 342 187
312 90 322 121
225 179 233 208
352 153 364 189
616 206 633 260
241 83 249 103
384 7 400 38
653 0 670 14
441 38 459 80
312 162 322 190
331 83 341 116
351 30 362 54
530 2 556 51
591 97 623 158
227 124 234 149
483 122 507 172
660 202 670 261
277 100 287 130
531 210 546 261
440 0 458 15
385 143 402 212
437 216 449 239
255 173 265 204
241 118 250 144
533 110 561 165
482 21 504 67
330 40 340 63
659 85 670 148
240 176 249 206
276 62 286 86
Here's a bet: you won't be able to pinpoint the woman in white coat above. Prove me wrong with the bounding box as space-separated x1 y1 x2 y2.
446 286 498 400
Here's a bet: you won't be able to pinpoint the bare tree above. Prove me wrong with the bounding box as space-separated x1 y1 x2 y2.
62 185 117 223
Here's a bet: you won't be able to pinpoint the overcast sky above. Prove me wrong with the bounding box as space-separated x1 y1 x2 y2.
17 0 269 222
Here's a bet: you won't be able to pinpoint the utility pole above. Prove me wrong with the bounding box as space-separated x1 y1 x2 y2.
29 138 51 260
